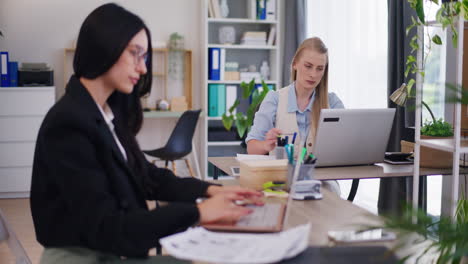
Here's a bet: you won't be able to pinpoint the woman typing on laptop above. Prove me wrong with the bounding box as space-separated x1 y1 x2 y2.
246 37 343 195
30 4 262 263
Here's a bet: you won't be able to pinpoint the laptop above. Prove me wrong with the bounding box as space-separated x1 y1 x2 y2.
312 109 395 167
202 202 286 233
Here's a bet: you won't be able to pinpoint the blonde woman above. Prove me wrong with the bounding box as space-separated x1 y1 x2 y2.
246 37 343 194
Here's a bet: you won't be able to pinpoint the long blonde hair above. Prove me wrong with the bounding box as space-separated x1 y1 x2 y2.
290 37 330 146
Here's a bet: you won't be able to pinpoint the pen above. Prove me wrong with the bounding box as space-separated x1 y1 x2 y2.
292 132 297 144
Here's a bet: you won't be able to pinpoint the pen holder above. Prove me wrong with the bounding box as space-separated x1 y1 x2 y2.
286 163 315 191
275 146 286 159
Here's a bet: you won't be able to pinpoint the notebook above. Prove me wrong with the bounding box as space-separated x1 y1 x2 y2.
312 108 396 167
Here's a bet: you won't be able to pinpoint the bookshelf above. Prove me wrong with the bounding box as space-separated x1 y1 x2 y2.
64 48 193 111
413 16 465 217
201 0 282 178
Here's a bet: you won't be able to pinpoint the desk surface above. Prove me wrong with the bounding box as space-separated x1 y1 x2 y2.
209 178 385 247
208 156 460 180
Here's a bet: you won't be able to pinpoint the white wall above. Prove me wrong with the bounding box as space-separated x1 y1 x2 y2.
0 0 202 101
0 0 205 169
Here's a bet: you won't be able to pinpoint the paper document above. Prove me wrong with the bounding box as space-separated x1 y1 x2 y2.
160 223 310 264
236 153 275 161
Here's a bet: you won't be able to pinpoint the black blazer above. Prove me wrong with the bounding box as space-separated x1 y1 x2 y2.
31 76 211 257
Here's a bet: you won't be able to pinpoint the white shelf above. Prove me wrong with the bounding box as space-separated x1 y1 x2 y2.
206 116 222 121
419 138 468 153
208 18 277 24
207 80 277 85
0 86 54 91
208 141 242 146
208 44 277 50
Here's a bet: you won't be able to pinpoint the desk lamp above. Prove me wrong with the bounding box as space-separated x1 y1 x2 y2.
389 83 436 123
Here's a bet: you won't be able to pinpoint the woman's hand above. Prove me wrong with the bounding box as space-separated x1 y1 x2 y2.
264 128 282 153
206 185 264 205
196 193 253 224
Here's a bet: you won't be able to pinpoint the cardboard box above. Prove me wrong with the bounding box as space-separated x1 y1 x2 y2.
239 159 287 190
401 139 452 168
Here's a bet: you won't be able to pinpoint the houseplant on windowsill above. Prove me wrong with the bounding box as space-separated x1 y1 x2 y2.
390 83 454 168
221 79 270 147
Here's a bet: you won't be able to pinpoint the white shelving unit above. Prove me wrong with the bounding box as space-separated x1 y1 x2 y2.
0 87 55 198
413 14 465 217
201 0 282 178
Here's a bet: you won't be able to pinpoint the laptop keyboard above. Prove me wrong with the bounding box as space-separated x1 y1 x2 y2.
236 203 282 227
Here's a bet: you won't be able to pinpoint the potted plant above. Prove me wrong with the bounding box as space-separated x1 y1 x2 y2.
221 79 270 145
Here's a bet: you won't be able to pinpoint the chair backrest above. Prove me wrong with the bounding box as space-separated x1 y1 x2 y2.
0 209 32 264
163 109 201 158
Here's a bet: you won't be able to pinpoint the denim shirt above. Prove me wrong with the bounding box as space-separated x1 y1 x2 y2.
246 82 345 143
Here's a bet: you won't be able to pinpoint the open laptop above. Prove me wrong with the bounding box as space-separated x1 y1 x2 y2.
312 108 395 167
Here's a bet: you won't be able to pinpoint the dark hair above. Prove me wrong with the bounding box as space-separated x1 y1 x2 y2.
74 3 153 189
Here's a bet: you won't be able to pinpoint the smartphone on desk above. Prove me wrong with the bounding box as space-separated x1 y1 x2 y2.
328 229 396 243
384 152 413 165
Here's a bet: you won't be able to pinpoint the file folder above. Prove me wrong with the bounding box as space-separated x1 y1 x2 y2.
208 84 219 116
0 52 9 87
226 85 237 114
256 0 266 20
208 48 220 80
266 0 276 21
8 61 18 87
217 84 226 116
220 48 226 81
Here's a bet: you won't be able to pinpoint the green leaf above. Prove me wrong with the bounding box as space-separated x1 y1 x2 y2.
221 113 233 131
432 34 442 45
406 55 416 64
407 78 416 92
415 0 425 23
404 65 412 78
451 31 458 48
228 99 240 113
406 23 416 35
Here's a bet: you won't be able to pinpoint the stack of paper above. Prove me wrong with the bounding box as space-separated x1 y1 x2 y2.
241 31 267 46
160 224 310 264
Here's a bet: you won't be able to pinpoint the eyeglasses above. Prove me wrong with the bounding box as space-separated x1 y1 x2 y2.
128 46 148 66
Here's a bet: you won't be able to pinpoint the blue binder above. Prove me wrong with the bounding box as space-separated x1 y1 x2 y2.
8 61 18 87
256 0 266 20
208 48 220 80
0 52 9 87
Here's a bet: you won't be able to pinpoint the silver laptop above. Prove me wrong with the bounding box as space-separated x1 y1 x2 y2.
312 108 395 167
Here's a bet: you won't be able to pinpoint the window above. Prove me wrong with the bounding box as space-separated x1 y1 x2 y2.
307 0 388 214
306 0 388 109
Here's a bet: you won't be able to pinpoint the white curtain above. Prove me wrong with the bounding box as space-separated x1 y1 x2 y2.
307 0 388 109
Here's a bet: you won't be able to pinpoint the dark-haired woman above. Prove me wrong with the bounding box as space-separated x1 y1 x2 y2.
30 3 261 263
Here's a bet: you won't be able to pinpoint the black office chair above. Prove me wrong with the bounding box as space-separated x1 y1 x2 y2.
143 109 201 178
347 179 359 202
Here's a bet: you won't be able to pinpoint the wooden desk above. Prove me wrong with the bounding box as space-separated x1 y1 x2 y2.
201 179 436 263
208 156 459 180
209 178 382 246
